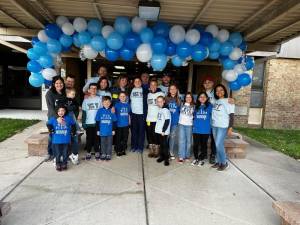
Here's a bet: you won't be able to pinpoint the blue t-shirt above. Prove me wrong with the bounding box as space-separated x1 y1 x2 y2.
167 99 180 127
115 102 131 127
193 103 212 134
47 115 75 144
95 107 117 136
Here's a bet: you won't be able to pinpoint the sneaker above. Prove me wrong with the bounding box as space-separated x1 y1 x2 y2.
211 163 220 168
164 160 170 166
95 152 101 160
53 158 56 167
178 158 184 164
56 164 61 172
100 154 106 160
106 155 111 161
217 163 229 171
191 159 199 166
61 164 67 171
131 148 136 152
44 154 53 162
156 157 164 163
116 152 122 157
85 153 92 160
69 154 78 165
198 160 205 166
209 155 216 164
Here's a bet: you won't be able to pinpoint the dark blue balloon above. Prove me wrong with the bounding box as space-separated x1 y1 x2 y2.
78 31 92 45
59 34 73 47
107 32 123 50
88 19 102 35
120 46 134 61
125 32 141 50
38 54 53 68
166 41 176 56
171 55 183 67
218 55 228 64
91 35 106 51
219 41 234 56
239 40 247 51
209 51 219 60
152 21 170 38
237 73 252 86
229 32 243 47
176 41 192 58
44 79 52 86
229 80 241 91
193 24 205 33
105 48 119 61
151 36 167 54
223 58 237 70
140 27 154 43
245 56 255 70
27 60 42 73
209 38 221 52
151 54 167 71
47 39 62 54
27 48 39 60
45 23 62 39
73 33 81 48
238 57 243 64
199 32 213 46
33 42 47 56
191 44 208 62
62 45 71 52
31 37 39 46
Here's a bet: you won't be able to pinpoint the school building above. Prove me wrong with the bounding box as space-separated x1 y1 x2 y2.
0 0 299 129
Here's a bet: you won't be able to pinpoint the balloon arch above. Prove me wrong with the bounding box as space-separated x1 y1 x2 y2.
27 16 255 91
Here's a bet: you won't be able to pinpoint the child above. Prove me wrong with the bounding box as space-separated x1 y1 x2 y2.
97 76 112 101
95 96 117 160
146 80 165 158
155 96 171 166
192 92 213 166
47 105 76 171
82 83 101 160
115 91 131 156
130 77 147 153
211 84 235 171
165 84 181 159
178 92 195 163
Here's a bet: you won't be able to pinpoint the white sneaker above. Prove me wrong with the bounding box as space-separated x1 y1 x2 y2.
69 154 79 165
198 160 205 166
53 158 56 167
191 159 199 166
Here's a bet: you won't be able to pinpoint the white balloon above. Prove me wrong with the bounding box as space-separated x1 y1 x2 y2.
62 22 75 35
169 25 186 44
136 43 152 62
182 61 189 67
38 30 48 42
102 25 114 39
217 29 229 42
56 16 69 27
229 47 243 60
222 70 238 82
83 45 98 59
131 16 147 33
234 64 245 74
42 68 57 80
73 17 87 32
205 24 219 37
100 51 106 58
185 29 200 45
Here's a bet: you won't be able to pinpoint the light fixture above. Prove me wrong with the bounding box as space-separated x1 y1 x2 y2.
114 65 125 70
138 0 161 21
113 71 121 74
0 35 30 42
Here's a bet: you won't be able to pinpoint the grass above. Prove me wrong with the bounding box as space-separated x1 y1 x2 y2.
235 127 300 159
0 119 39 142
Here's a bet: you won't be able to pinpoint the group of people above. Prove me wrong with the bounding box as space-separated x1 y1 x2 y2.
45 65 235 172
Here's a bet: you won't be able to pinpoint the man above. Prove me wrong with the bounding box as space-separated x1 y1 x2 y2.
159 73 171 95
141 72 150 91
82 66 111 94
65 74 76 89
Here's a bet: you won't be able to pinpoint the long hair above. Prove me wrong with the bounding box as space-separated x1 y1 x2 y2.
195 92 210 110
50 75 66 95
97 76 110 91
214 84 228 100
184 92 195 105
166 83 181 106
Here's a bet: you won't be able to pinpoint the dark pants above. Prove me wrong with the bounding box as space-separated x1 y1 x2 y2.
131 113 145 151
193 134 210 160
53 144 68 166
71 135 79 155
146 122 159 145
101 136 113 156
48 134 53 156
158 134 169 161
86 126 99 153
210 131 216 156
116 126 129 153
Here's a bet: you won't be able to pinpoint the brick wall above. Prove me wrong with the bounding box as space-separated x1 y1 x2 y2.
232 84 251 127
263 58 300 129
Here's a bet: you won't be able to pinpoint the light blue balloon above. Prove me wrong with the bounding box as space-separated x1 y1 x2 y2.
191 44 208 62
114 16 131 35
176 41 192 58
38 54 53 68
78 31 91 45
33 42 47 55
27 60 42 73
73 33 81 48
219 41 233 56
107 32 124 50
59 34 73 47
151 36 167 54
151 54 167 71
29 73 44 87
223 58 237 70
209 38 221 52
140 27 154 43
209 51 219 60
90 35 106 51
47 39 62 54
229 32 243 47
27 48 39 60
171 55 183 67
88 19 102 35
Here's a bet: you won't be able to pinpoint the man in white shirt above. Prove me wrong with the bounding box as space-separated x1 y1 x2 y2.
82 66 111 94
159 73 171 95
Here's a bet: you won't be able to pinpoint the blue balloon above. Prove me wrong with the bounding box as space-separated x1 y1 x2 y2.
193 24 205 33
219 41 234 56
27 48 39 60
199 32 213 46
229 80 241 91
27 60 42 73
223 58 237 70
237 73 252 86
209 51 219 60
140 27 154 43
192 44 208 62
78 31 91 45
120 47 134 61
38 54 53 68
151 36 167 54
239 40 247 51
62 45 71 52
47 39 62 54
114 16 131 35
229 32 243 47
125 32 141 50
90 35 106 51
218 55 228 64
245 56 255 70
29 73 44 87
73 33 81 48
45 23 62 39
176 41 192 58
59 34 73 47
31 37 39 46
152 21 170 37
105 48 119 61
209 38 221 52
33 42 47 56
107 32 123 50
166 41 176 56
44 79 52 86
171 55 183 67
151 54 167 71
88 19 102 35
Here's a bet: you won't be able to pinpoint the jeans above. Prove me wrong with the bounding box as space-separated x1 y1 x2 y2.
101 136 113 156
71 135 79 155
212 126 228 165
169 125 178 156
53 144 68 166
48 134 53 156
178 124 192 159
210 131 216 156
131 113 145 151
116 126 129 153
193 134 209 160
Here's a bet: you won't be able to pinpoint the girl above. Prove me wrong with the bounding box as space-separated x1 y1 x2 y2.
211 84 235 171
47 105 76 171
155 96 171 166
192 92 213 166
146 80 165 158
165 84 181 159
97 76 112 102
178 92 195 163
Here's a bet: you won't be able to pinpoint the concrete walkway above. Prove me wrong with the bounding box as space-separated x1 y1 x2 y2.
0 109 47 121
1 123 299 225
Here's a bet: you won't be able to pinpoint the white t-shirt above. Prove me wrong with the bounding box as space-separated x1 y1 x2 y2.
97 90 112 108
155 108 171 135
146 91 165 122
212 98 235 128
206 89 216 105
178 103 194 126
130 87 144 115
82 76 112 93
158 84 169 96
82 96 101 124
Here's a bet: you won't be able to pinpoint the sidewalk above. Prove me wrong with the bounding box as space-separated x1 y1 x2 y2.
0 109 47 121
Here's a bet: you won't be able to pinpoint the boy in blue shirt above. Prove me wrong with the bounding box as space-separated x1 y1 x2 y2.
47 105 76 171
95 96 117 161
114 91 131 156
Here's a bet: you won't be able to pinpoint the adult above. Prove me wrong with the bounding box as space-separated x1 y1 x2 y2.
65 74 76 89
110 75 129 105
141 72 150 91
159 73 171 95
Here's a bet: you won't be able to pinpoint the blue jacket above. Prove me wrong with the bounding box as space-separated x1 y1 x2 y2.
115 102 131 127
47 115 75 144
95 107 117 136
